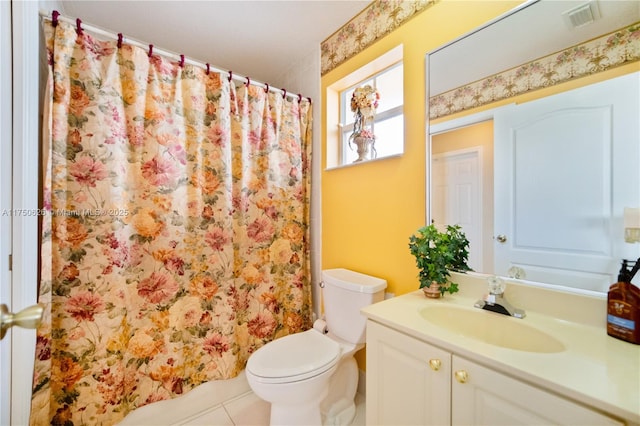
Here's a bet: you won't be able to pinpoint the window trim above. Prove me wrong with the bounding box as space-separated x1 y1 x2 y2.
325 44 404 170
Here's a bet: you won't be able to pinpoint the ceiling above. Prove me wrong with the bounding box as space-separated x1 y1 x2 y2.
55 0 639 97
57 0 370 89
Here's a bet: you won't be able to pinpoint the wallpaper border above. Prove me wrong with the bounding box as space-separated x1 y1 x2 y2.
321 0 438 76
429 22 640 120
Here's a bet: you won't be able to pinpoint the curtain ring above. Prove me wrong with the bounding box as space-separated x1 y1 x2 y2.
297 93 302 103
307 97 312 104
282 88 287 99
179 54 185 68
117 33 123 49
206 63 210 75
75 18 83 35
51 10 59 27
228 71 233 82
264 83 269 93
148 44 154 58
245 76 250 87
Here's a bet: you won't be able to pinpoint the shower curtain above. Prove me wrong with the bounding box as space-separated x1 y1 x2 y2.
31 20 313 425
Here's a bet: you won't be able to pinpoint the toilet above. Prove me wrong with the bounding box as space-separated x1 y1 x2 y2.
246 268 387 425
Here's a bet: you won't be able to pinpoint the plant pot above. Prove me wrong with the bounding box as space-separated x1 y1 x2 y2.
422 282 441 299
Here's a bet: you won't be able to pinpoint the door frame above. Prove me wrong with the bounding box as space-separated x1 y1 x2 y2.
1 0 14 422
2 1 42 425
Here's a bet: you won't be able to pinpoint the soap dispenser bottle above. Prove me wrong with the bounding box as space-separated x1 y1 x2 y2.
607 258 640 344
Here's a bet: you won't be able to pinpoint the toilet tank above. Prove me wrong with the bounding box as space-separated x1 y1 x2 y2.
321 269 387 344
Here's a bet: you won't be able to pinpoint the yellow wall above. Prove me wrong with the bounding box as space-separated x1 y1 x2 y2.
321 0 639 295
321 1 520 369
321 1 520 296
321 1 639 370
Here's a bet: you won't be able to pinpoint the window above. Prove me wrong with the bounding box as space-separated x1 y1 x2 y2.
325 45 403 169
339 63 404 164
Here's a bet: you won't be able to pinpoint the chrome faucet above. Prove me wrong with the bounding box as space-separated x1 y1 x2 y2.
474 276 526 319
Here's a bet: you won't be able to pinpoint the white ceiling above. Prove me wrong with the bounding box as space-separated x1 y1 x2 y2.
54 0 639 97
57 1 370 88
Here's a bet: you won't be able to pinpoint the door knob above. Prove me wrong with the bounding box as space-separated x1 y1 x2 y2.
454 370 469 383
0 303 43 340
496 234 507 243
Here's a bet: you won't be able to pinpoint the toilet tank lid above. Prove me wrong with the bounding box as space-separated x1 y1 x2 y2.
322 268 387 293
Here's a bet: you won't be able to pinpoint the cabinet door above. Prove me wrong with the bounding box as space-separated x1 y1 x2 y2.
366 321 451 426
452 356 624 425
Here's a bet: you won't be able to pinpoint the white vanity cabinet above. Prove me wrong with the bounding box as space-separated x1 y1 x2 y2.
366 320 451 425
451 356 623 426
366 320 625 426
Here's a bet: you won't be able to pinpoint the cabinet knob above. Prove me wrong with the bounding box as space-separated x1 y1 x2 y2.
428 359 441 371
454 370 469 383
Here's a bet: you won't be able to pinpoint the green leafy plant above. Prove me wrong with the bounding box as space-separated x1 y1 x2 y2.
408 224 472 295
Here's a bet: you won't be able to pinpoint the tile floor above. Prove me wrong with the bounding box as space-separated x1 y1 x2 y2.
118 370 366 426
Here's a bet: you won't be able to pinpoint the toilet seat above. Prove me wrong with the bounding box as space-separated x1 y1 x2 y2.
246 329 341 384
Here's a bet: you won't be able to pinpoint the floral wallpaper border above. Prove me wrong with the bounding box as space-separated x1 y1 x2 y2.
321 0 438 76
429 22 640 120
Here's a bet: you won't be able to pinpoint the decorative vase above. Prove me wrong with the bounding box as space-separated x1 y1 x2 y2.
352 136 374 163
422 282 441 299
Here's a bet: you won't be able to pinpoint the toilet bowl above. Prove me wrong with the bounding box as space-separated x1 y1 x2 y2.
246 329 342 425
246 269 387 425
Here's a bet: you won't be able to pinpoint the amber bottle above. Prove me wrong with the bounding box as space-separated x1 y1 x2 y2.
607 259 640 344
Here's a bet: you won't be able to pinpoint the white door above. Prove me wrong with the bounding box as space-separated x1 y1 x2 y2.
432 148 483 272
494 73 640 292
1 2 42 425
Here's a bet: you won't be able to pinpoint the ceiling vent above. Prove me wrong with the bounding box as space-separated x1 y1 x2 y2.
563 1 601 29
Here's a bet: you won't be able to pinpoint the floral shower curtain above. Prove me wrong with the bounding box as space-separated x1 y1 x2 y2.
30 20 313 425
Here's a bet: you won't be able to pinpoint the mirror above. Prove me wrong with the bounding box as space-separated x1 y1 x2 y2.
426 0 640 294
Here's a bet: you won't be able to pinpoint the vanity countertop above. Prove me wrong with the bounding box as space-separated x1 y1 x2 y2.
361 281 640 423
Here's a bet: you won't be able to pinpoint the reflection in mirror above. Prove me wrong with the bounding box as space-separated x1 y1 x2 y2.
431 120 493 274
426 0 640 294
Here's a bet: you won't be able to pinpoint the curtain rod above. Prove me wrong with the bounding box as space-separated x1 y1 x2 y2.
39 10 311 104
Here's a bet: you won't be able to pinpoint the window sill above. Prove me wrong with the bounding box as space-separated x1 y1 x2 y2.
324 153 403 171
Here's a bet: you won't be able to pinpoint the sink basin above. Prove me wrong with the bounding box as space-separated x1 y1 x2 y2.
419 305 566 353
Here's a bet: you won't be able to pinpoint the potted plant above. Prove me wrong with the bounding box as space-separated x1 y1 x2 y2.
408 223 472 298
